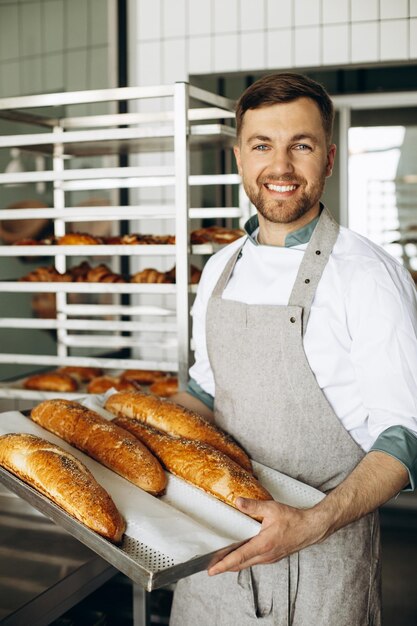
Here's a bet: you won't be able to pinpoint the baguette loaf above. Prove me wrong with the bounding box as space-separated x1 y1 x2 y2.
0 433 125 543
104 391 252 473
30 399 167 496
113 416 271 520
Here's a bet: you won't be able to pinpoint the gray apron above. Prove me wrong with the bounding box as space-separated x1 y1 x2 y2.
170 208 381 626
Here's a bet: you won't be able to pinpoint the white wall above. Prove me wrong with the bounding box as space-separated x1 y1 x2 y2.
0 0 117 99
129 0 417 86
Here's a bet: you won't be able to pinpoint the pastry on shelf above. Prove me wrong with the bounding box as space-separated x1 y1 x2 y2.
164 264 202 284
87 375 140 394
57 232 103 245
20 266 72 282
130 264 201 284
103 233 176 245
130 268 170 284
85 263 125 283
120 369 167 385
190 225 245 244
149 376 178 397
55 366 104 383
23 371 79 392
68 261 92 282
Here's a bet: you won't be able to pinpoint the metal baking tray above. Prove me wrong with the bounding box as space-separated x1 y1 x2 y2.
0 408 324 592
0 466 242 592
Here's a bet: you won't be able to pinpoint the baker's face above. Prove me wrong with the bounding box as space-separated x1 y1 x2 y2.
234 98 336 224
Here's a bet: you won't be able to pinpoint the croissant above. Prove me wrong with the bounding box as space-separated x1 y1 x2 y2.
130 268 168 284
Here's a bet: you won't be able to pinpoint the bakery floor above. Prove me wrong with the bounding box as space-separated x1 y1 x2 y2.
49 506 417 626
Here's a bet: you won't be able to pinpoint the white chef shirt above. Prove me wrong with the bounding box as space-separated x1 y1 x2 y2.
189 215 417 455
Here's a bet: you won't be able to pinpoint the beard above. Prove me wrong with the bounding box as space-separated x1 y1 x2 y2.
243 170 326 225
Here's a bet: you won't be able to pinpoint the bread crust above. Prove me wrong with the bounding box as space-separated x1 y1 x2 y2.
30 399 167 496
104 390 253 473
113 417 270 519
0 433 126 542
24 372 79 392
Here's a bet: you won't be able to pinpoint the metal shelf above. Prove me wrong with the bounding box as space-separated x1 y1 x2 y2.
0 81 241 391
0 282 198 294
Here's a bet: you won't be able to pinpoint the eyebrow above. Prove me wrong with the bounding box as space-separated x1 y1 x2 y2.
245 132 319 144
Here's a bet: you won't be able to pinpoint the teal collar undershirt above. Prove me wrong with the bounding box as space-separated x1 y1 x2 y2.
244 212 320 248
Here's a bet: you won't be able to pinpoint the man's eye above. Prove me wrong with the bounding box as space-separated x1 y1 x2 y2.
254 144 269 151
294 144 312 151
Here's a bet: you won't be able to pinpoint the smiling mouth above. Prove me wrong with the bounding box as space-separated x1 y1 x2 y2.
265 183 298 192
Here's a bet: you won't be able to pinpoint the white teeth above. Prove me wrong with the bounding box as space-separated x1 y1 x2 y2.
266 183 297 192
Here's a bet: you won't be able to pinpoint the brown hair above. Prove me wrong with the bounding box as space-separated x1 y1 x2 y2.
235 72 335 145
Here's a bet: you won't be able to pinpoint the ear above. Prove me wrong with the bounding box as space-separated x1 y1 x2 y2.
233 144 243 177
326 144 336 177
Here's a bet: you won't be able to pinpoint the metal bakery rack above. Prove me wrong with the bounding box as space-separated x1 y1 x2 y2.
0 83 250 402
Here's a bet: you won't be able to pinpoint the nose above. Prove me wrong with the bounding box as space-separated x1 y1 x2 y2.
266 147 294 177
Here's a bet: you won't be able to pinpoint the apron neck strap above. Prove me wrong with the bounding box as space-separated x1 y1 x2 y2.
288 206 339 333
211 239 247 297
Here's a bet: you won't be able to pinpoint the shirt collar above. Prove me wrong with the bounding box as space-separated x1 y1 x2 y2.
244 207 322 248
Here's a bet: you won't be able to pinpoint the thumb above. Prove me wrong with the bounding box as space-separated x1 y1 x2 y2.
235 497 269 520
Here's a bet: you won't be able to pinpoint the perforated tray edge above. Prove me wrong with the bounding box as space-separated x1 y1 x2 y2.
0 467 245 591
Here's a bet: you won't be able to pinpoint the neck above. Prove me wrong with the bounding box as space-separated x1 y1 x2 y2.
257 204 320 246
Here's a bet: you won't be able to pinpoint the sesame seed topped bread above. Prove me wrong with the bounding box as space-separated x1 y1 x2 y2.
113 416 271 521
104 390 253 473
0 433 125 543
30 399 167 496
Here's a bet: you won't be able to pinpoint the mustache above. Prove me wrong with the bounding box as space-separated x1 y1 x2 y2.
258 174 306 185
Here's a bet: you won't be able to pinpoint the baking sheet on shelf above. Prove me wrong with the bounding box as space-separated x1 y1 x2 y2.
0 403 324 590
0 369 176 402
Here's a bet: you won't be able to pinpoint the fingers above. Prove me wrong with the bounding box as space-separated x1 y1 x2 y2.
207 499 311 575
208 535 270 575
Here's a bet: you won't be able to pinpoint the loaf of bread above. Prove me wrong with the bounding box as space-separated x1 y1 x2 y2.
113 417 270 519
0 433 125 543
104 390 253 473
24 372 79 392
30 399 167 496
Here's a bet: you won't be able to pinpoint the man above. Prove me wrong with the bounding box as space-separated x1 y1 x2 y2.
169 73 417 625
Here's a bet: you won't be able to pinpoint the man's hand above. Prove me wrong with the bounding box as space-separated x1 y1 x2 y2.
207 497 325 575
207 451 409 576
